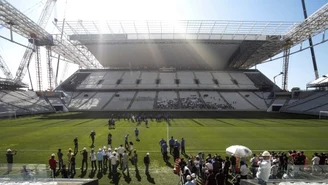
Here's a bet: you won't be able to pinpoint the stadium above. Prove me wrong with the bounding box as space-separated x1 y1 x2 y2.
1 0 328 185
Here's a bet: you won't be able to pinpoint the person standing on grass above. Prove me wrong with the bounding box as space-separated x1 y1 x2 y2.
110 153 119 175
67 148 72 172
70 153 76 175
132 150 138 171
57 149 63 171
108 133 112 149
256 151 271 185
122 150 129 174
125 134 129 149
6 149 17 173
73 137 78 154
161 141 168 162
97 148 103 171
90 149 97 170
49 154 57 178
145 119 149 128
169 136 175 155
181 138 185 155
159 138 165 153
80 147 88 171
135 128 139 141
90 130 96 146
144 153 150 174
102 146 108 170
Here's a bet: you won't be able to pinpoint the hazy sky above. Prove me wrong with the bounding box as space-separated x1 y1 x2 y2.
0 0 328 90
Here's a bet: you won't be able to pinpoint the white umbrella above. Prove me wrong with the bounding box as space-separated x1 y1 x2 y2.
226 145 252 157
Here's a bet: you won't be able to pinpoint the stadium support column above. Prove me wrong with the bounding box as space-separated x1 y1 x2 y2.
301 0 319 80
282 41 291 91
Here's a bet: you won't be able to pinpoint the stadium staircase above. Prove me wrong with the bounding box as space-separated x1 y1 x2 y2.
127 91 138 109
197 91 209 109
237 92 259 109
76 92 98 109
101 92 116 110
216 92 231 108
153 91 159 109
176 91 182 109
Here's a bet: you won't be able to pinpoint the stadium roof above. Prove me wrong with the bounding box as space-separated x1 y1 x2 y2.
56 20 303 69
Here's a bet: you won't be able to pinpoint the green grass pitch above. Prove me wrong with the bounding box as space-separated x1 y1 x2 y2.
0 112 327 185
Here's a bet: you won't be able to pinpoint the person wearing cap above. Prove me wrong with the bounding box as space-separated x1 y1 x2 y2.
110 153 119 175
90 148 97 170
73 137 78 154
6 149 17 173
102 146 108 170
48 154 57 178
122 150 129 174
184 175 193 185
256 151 271 185
97 148 103 170
190 173 196 185
144 153 150 174
67 148 72 172
80 147 88 171
57 149 63 171
70 153 76 175
90 130 96 146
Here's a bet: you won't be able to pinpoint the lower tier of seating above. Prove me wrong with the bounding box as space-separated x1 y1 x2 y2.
67 91 268 111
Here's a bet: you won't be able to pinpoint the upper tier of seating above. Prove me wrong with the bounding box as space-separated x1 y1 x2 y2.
57 69 276 91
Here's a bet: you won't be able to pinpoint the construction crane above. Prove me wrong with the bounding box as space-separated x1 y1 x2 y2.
281 40 293 91
0 54 13 79
13 0 57 90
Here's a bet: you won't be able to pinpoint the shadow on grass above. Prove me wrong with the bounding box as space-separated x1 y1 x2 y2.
146 173 156 184
216 119 235 126
123 172 132 184
73 119 96 126
78 169 87 178
191 119 204 127
110 173 121 185
88 169 96 178
135 169 141 181
239 119 266 126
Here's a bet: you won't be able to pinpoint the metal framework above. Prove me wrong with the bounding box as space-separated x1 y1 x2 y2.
0 0 102 83
13 0 56 84
35 46 42 91
282 43 291 91
58 20 298 41
46 47 54 90
0 54 13 79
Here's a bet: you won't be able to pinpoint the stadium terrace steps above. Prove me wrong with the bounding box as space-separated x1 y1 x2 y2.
103 91 135 110
220 92 255 110
127 91 138 109
68 92 96 109
130 91 156 110
281 92 328 113
76 92 98 109
238 92 260 109
101 92 117 110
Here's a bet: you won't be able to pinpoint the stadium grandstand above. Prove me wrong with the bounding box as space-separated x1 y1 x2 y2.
2 0 328 185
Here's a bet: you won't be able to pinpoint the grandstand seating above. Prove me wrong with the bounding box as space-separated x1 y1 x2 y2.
239 92 267 110
0 91 54 116
177 72 198 88
78 92 115 110
118 71 141 88
179 91 205 109
130 91 156 110
158 72 177 88
103 91 135 110
194 72 217 88
68 92 96 109
98 71 123 89
281 92 328 114
156 91 179 109
199 91 229 109
138 72 158 88
220 92 256 110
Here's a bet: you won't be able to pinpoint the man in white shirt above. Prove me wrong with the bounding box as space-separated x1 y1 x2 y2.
122 150 129 174
256 151 271 185
312 153 320 172
118 145 125 169
240 161 249 179
110 153 118 175
90 149 97 170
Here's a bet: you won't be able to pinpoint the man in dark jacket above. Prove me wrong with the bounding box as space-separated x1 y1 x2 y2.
144 153 150 174
6 149 17 173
